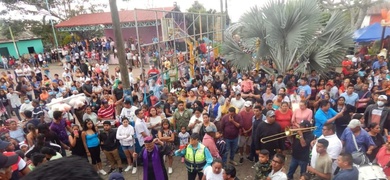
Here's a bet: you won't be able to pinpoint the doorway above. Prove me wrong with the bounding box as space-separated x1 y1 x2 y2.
0 48 10 58
27 47 35 54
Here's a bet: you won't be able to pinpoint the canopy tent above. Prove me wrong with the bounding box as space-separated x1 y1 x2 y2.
353 22 390 42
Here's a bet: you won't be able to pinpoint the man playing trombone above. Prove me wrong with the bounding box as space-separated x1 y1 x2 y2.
254 110 284 158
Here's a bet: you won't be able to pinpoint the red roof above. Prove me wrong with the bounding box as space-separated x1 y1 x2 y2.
56 7 174 28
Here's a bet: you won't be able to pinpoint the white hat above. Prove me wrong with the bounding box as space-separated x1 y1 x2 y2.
347 119 361 129
244 101 252 107
379 95 388 100
238 79 242 83
85 78 91 82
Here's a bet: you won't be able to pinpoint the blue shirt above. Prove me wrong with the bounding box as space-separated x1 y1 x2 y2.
372 61 387 70
340 128 375 154
298 85 311 98
314 108 337 137
333 166 359 180
174 143 213 170
340 92 359 106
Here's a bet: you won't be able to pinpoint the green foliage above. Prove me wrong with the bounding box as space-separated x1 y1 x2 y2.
1 20 25 39
222 0 353 75
62 34 81 46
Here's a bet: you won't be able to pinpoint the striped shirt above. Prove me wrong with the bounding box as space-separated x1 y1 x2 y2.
98 104 115 119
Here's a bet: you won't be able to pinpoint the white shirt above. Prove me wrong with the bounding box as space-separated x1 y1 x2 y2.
310 133 342 173
20 103 34 114
120 106 138 122
268 169 287 180
134 117 150 147
116 125 135 146
188 115 203 134
7 93 21 108
231 97 245 110
203 166 223 180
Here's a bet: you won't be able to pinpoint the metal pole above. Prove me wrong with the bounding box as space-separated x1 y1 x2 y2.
134 9 144 81
45 0 61 61
8 27 20 58
109 0 131 98
381 26 386 49
199 12 202 39
155 11 163 88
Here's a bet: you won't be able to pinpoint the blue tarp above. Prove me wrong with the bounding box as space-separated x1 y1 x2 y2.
354 22 390 42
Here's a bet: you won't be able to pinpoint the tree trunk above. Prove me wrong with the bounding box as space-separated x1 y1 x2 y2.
354 7 367 30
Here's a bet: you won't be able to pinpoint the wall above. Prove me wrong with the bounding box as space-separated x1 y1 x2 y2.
17 39 44 56
104 26 162 44
0 39 44 58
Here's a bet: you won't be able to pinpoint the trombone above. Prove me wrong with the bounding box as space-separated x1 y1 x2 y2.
260 126 316 143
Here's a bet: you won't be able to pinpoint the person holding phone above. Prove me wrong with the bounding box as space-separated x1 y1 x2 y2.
68 124 87 158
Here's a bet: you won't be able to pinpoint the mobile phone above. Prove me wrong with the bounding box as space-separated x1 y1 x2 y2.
74 130 79 136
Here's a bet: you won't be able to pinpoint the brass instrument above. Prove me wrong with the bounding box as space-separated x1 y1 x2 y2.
260 126 316 143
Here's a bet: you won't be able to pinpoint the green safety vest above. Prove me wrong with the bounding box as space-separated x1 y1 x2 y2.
184 144 206 172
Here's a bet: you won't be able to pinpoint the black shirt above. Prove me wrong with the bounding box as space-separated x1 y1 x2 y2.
82 84 92 96
291 132 314 161
0 94 8 106
70 131 87 157
99 129 118 151
113 87 124 101
254 121 284 157
164 103 172 118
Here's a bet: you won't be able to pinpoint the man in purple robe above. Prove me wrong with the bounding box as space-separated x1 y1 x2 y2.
133 136 169 180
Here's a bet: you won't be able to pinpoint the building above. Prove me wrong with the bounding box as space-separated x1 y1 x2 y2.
0 29 44 58
362 1 390 27
55 7 185 45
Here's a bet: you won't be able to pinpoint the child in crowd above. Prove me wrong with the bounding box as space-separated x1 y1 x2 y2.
215 131 227 166
157 119 174 174
178 126 190 163
254 149 271 180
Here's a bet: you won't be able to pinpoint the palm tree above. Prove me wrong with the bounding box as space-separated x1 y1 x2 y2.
221 0 353 75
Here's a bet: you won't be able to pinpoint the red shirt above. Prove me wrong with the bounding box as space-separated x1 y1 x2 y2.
239 110 254 135
147 68 160 77
275 109 293 130
98 104 115 119
376 146 390 176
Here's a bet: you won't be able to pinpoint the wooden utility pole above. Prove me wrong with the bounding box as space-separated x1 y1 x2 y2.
109 0 131 96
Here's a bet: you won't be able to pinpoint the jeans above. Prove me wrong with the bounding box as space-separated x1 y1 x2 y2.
12 107 21 121
3 63 8 70
287 157 308 179
249 139 259 163
225 137 238 161
187 170 203 180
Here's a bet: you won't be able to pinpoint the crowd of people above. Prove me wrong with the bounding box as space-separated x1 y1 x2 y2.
0 38 389 180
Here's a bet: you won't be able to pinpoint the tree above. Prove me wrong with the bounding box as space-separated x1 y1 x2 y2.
1 20 25 39
319 0 384 30
222 0 353 75
1 0 106 21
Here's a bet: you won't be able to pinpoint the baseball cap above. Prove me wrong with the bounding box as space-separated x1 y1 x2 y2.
266 110 275 117
109 172 125 180
379 95 388 100
0 154 18 168
205 125 217 133
101 99 108 104
85 78 91 82
0 141 10 150
238 79 242 83
244 101 252 107
300 120 312 128
326 82 333 86
347 119 361 129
